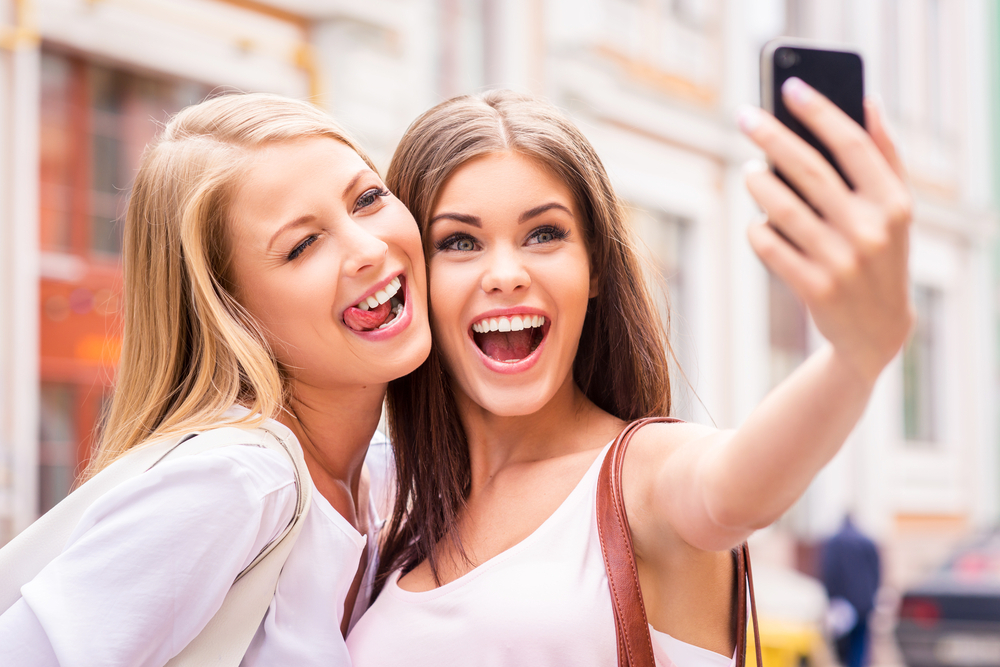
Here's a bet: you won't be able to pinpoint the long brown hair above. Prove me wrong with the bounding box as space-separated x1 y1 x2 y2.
86 93 375 478
377 90 671 592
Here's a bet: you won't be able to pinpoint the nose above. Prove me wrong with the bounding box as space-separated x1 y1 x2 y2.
481 246 530 294
342 220 389 275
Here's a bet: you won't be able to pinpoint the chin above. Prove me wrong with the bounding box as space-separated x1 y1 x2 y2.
466 384 553 418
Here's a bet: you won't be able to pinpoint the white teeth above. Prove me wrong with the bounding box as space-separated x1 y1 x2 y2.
377 303 404 330
472 314 546 334
354 276 403 311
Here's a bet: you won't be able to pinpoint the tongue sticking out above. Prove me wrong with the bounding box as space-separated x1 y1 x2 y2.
476 330 535 362
344 301 392 332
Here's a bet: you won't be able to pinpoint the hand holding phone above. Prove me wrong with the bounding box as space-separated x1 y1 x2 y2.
738 39 913 385
761 39 865 191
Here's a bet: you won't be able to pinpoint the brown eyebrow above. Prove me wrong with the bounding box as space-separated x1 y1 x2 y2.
267 214 317 253
430 202 572 228
341 170 367 200
519 202 573 223
429 212 482 227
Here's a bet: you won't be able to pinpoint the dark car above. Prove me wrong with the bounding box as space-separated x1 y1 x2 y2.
896 531 1000 667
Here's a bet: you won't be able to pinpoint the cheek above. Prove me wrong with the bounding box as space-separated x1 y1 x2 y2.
427 261 472 363
428 263 459 332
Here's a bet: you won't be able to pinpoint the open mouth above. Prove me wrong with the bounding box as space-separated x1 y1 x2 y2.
471 314 548 363
343 275 406 332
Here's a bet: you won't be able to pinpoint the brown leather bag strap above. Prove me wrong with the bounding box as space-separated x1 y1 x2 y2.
596 418 763 667
743 542 763 667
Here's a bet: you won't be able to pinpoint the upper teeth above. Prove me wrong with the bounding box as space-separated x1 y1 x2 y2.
471 315 546 333
357 277 401 311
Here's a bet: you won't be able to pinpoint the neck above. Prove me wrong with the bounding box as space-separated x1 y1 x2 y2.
278 380 385 524
456 375 616 490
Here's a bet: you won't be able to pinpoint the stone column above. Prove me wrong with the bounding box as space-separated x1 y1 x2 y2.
0 0 40 543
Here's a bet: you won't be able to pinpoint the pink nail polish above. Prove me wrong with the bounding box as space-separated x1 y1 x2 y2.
782 77 813 104
737 105 762 133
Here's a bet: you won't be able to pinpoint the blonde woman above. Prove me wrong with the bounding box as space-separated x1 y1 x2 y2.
347 85 911 665
0 93 431 665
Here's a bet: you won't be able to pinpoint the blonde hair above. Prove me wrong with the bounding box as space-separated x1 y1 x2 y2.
85 93 375 478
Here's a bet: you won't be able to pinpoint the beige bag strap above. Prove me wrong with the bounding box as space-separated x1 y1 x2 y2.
595 417 762 667
0 424 312 666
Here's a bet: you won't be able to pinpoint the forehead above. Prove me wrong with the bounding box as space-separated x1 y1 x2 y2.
433 152 576 214
238 137 367 198
229 137 370 232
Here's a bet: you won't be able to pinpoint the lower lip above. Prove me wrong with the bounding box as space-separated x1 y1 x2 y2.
347 278 413 342
470 326 547 375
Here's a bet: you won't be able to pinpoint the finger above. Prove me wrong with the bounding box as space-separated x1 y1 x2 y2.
864 98 907 180
747 222 829 304
781 77 900 203
744 161 853 268
738 105 854 225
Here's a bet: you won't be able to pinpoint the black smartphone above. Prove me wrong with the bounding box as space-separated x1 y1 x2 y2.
760 38 865 191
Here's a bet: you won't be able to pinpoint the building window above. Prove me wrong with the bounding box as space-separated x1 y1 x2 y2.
39 54 76 253
602 0 721 93
924 0 945 136
38 383 76 513
903 285 942 444
881 0 901 117
769 272 809 389
40 50 209 259
438 0 489 97
38 50 210 508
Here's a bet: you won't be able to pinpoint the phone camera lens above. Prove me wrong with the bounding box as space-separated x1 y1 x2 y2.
776 48 799 68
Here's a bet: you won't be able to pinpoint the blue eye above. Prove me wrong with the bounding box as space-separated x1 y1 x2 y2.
527 225 568 245
435 233 479 252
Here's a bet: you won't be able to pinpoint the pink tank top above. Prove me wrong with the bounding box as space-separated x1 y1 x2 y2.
347 442 735 667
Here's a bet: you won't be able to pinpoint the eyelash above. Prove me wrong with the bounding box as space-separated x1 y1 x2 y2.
286 188 391 261
287 235 318 261
527 225 569 244
434 225 569 253
355 187 391 212
434 233 478 252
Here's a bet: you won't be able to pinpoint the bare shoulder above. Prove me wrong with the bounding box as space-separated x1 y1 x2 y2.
620 419 719 517
624 419 719 467
621 420 723 554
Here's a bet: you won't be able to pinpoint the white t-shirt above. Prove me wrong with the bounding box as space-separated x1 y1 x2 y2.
0 414 383 667
347 442 733 667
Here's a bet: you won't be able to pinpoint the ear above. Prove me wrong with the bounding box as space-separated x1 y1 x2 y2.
588 268 599 299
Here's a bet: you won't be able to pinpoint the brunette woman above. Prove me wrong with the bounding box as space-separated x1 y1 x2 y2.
0 93 431 665
347 83 911 665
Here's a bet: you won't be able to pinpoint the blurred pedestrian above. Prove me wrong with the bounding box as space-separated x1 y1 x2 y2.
821 515 881 667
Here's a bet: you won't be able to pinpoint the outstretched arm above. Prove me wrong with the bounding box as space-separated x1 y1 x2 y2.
628 80 913 554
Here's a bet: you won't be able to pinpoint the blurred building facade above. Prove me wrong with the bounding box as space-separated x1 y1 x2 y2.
0 0 997 611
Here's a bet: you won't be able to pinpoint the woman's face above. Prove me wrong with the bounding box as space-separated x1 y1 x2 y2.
227 137 431 391
427 152 596 417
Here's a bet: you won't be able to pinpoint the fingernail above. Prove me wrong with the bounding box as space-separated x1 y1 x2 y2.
743 159 768 175
782 77 813 104
737 105 763 133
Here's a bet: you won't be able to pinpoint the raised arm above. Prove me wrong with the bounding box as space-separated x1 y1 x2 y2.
627 79 913 554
